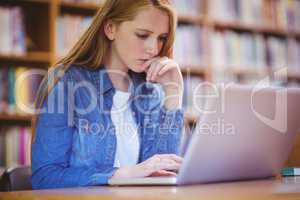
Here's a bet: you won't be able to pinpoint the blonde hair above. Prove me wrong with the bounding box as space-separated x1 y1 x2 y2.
32 0 177 142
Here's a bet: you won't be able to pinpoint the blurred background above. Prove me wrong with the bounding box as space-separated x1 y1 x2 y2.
0 0 299 173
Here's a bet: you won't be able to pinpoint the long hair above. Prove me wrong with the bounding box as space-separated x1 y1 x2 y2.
31 0 177 143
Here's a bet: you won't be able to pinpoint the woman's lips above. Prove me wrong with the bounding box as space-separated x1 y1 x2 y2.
138 59 149 62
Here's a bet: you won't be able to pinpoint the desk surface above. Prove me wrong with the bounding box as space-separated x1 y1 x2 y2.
1 177 300 200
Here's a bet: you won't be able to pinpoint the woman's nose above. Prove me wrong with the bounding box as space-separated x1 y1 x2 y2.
145 38 159 56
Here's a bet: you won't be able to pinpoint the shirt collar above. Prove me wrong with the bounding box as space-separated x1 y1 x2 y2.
99 66 146 95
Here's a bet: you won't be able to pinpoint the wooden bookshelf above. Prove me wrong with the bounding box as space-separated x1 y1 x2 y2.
24 0 51 4
288 73 300 81
212 20 300 38
178 15 206 26
0 0 298 123
226 67 269 76
60 1 98 10
180 65 207 76
0 52 51 64
59 1 98 15
0 0 299 130
0 0 300 120
0 0 299 170
0 114 32 126
1 0 51 5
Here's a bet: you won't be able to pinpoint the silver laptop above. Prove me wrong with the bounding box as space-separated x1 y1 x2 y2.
108 85 300 186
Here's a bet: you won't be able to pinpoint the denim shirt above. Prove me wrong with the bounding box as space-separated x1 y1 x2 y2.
31 65 184 189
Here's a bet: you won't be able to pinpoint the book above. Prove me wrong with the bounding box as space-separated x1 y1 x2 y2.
56 14 92 57
171 0 204 17
174 26 208 67
0 66 44 115
183 75 205 117
0 126 31 168
208 0 300 31
0 6 26 55
281 167 300 176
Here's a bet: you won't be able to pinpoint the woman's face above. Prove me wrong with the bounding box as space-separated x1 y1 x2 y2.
106 6 170 73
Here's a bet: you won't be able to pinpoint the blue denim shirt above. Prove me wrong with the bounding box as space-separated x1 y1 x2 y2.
31 65 184 189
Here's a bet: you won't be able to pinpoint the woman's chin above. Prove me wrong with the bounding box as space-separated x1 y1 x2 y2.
129 65 146 73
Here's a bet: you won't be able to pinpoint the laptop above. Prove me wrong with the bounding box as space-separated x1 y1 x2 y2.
108 85 300 186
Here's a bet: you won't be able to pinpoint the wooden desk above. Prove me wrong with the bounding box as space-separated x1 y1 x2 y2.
1 177 300 200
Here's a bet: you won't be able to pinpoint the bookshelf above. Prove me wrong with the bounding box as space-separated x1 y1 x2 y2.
0 0 300 168
0 114 32 126
0 52 51 64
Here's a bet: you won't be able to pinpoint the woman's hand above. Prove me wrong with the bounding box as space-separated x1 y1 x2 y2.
110 154 183 179
141 57 184 110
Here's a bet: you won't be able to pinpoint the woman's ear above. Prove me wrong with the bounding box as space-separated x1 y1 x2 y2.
104 20 116 41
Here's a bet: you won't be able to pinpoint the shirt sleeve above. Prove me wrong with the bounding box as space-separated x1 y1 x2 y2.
31 71 117 189
141 83 184 160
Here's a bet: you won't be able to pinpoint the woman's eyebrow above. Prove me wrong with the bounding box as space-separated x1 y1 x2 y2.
136 28 168 36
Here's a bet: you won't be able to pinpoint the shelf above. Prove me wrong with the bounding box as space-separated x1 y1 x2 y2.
0 52 51 64
0 114 32 126
212 20 300 37
181 66 207 76
226 67 268 76
0 0 51 6
58 3 206 25
0 114 32 122
24 0 51 4
286 73 300 82
178 15 206 25
59 1 100 15
60 1 99 10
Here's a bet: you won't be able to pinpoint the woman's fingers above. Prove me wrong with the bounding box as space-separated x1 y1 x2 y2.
157 154 183 164
135 154 183 177
150 58 169 81
145 57 169 82
149 170 177 177
141 57 158 71
146 60 158 81
152 158 181 172
157 62 176 76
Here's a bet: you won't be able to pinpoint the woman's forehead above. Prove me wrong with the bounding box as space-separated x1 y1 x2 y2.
129 7 169 34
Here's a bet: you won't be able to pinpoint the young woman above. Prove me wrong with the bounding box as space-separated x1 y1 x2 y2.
31 0 184 189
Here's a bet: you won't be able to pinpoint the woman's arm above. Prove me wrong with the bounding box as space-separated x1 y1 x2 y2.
110 86 184 180
146 84 184 155
143 56 185 155
31 73 117 189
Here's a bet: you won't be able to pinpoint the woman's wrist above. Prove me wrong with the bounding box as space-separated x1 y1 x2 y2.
111 167 132 179
163 85 183 110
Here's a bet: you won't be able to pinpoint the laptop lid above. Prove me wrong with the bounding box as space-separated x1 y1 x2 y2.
177 85 300 185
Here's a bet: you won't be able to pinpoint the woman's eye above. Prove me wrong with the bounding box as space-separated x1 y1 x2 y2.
136 33 148 39
159 37 167 43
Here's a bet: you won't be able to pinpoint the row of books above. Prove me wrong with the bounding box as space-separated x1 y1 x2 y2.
61 0 105 4
56 16 209 66
0 66 44 115
0 126 31 168
171 0 204 17
211 31 300 73
0 6 26 56
209 0 300 31
174 26 208 67
56 14 92 57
